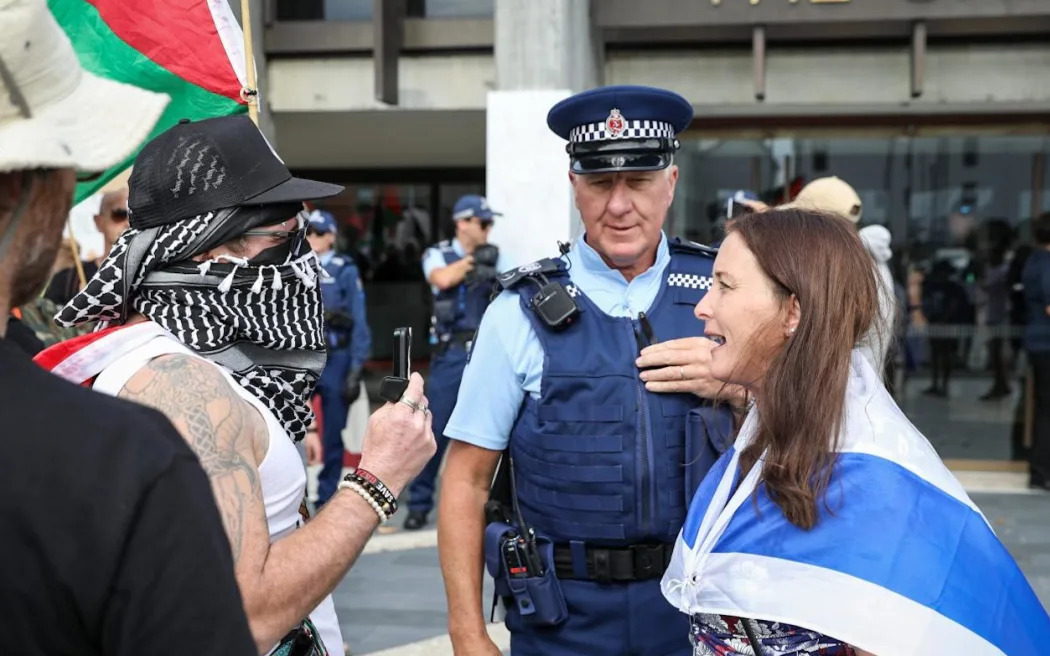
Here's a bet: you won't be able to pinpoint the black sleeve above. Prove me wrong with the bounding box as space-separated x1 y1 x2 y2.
4 317 44 356
100 425 256 656
44 269 75 306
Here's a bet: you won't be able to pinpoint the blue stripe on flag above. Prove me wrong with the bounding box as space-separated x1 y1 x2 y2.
714 453 1050 655
682 447 736 549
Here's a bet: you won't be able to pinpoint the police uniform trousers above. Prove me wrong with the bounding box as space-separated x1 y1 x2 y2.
507 578 690 655
406 344 469 515
315 349 354 506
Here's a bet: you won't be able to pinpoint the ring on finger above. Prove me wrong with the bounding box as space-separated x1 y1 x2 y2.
398 397 421 412
678 366 686 380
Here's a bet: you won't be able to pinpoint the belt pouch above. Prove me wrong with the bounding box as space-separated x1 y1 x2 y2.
505 537 568 628
432 298 457 325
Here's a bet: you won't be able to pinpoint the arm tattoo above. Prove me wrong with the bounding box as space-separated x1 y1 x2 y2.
120 355 263 560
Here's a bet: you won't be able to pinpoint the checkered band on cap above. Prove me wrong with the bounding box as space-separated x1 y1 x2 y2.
569 120 677 143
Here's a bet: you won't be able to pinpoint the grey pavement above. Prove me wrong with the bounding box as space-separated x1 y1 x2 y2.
332 492 1050 655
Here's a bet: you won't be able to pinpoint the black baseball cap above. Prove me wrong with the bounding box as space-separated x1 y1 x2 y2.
127 114 344 229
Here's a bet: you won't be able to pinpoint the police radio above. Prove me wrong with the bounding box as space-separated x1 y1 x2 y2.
501 456 544 576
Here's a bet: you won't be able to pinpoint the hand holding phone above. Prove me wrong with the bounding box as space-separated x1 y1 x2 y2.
379 327 412 403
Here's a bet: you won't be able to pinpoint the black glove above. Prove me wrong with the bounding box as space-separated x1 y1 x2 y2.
473 243 500 267
466 264 499 286
325 310 354 331
342 367 363 405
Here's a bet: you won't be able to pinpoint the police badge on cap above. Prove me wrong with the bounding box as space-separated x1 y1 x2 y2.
546 85 694 174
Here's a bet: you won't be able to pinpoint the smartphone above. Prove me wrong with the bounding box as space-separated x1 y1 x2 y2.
392 326 412 379
379 327 413 403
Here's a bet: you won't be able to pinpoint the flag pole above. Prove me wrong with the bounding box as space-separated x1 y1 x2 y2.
66 221 88 290
240 0 259 126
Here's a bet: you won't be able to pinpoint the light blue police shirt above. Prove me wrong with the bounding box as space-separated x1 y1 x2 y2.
421 238 513 294
443 232 673 452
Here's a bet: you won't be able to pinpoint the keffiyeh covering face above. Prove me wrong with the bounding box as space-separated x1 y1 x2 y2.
56 203 327 443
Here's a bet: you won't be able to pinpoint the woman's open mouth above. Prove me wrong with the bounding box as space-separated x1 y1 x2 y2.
706 333 725 349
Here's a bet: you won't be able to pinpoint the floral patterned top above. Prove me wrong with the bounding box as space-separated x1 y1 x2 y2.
689 614 857 656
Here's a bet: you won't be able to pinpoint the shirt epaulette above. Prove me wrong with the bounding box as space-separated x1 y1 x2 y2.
495 258 565 291
669 237 718 258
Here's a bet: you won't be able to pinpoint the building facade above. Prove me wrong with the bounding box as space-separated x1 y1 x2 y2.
258 0 1050 468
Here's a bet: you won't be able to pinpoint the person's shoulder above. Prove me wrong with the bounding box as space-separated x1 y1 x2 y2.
495 257 566 292
2 351 191 475
427 239 454 254
331 254 360 275
668 237 719 258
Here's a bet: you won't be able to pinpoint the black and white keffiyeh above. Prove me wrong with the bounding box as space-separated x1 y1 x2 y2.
56 204 327 443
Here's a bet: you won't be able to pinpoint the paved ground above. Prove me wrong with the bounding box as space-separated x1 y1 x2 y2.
327 491 1050 656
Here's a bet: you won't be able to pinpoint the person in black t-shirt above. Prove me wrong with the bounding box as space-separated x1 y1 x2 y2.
0 2 255 654
44 187 127 306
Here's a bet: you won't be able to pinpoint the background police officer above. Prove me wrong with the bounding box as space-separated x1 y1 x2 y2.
403 195 511 530
307 210 372 508
437 86 743 655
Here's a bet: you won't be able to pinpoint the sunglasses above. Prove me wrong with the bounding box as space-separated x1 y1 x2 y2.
241 226 302 243
108 208 129 221
240 211 310 244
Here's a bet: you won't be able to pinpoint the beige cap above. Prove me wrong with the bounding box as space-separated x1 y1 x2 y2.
785 176 863 224
0 0 169 173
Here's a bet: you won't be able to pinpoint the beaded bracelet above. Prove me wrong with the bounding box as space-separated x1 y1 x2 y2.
349 468 398 511
338 479 390 522
341 469 399 518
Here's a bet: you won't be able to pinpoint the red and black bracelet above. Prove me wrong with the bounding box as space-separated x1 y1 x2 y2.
343 469 399 517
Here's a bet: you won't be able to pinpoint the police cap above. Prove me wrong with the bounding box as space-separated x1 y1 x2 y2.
546 85 693 175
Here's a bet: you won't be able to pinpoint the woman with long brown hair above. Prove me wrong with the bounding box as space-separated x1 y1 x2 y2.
661 209 1049 656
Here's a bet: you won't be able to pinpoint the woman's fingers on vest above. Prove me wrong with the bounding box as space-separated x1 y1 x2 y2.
637 336 712 368
643 379 692 393
640 363 690 382
638 342 714 377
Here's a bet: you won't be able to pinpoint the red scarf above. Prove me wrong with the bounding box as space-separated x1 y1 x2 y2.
34 324 144 387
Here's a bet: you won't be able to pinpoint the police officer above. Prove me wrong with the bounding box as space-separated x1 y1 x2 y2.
307 209 372 508
403 195 511 530
437 86 742 655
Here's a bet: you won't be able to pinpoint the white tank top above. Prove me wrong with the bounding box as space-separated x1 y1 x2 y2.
91 324 343 653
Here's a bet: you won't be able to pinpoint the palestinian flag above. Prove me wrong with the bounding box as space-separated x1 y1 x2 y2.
48 0 250 202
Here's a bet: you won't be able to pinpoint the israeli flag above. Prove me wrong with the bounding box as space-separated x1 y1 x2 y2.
662 351 1050 655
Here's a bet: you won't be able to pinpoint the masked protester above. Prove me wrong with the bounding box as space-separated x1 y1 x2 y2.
39 114 437 655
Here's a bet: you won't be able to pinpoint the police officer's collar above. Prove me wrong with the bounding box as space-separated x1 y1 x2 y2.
449 238 467 257
575 231 670 276
319 249 336 266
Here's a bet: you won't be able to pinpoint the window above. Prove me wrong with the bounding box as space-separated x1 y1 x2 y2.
673 131 1050 463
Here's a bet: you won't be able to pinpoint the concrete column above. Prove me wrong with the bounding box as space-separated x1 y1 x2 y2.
487 0 603 267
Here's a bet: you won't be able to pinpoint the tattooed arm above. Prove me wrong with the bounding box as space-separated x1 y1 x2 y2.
120 354 384 653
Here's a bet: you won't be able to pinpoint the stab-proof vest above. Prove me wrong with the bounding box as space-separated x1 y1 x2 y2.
505 239 735 547
431 240 494 341
320 255 359 352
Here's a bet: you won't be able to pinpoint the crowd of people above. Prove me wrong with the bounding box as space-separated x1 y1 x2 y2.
4 0 1050 655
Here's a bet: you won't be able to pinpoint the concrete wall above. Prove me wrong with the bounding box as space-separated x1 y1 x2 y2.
265 42 1050 169
268 55 495 112
269 42 1050 115
605 43 1050 109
